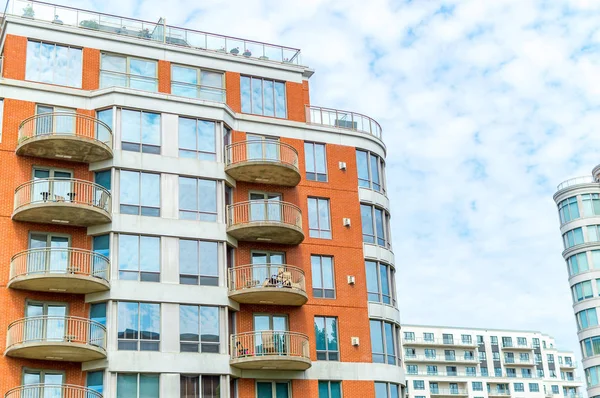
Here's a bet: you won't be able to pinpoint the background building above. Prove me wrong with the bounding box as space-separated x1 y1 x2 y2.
0 1 403 397
553 172 600 398
402 325 582 398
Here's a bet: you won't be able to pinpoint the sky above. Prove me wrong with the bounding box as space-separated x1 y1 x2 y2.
33 0 600 374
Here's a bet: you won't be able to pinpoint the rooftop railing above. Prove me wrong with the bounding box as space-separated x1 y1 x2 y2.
3 0 301 65
306 105 382 139
5 384 102 398
556 176 596 191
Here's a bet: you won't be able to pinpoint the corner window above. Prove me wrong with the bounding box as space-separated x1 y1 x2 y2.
318 381 342 398
577 308 599 330
361 204 391 248
116 374 159 398
26 40 82 87
179 239 218 286
558 197 580 224
171 65 225 102
119 171 160 216
365 261 396 305
117 302 160 351
563 227 584 249
311 255 335 298
356 149 385 192
178 117 217 160
567 252 590 276
179 177 217 221
314 316 339 361
101 54 157 92
121 109 160 154
370 320 398 365
179 305 220 353
118 234 160 282
305 142 327 182
308 197 332 239
573 281 593 302
180 375 221 397
240 76 286 118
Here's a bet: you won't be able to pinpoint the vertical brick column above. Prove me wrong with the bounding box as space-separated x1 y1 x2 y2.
158 60 171 94
3 35 27 80
226 72 241 113
82 48 100 90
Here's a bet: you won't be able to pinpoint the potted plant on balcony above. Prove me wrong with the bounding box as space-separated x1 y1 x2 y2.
230 47 240 55
243 49 252 57
138 28 151 39
80 20 100 29
22 4 35 19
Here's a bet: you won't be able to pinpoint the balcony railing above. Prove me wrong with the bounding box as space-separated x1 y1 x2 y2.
225 140 299 169
430 389 468 396
230 331 309 362
404 354 478 363
171 80 226 102
229 264 306 293
227 200 302 229
306 105 382 139
402 337 477 347
10 247 109 281
5 0 301 65
6 315 106 350
556 176 596 191
5 384 102 398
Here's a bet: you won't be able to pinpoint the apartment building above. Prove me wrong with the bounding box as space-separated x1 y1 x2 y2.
553 172 600 398
402 325 582 398
0 1 404 397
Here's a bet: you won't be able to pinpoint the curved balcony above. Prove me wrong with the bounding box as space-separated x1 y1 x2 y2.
230 331 311 370
226 200 304 244
9 248 110 294
13 178 111 226
306 105 382 139
228 264 307 306
5 384 102 398
225 140 301 186
17 112 113 163
5 316 107 362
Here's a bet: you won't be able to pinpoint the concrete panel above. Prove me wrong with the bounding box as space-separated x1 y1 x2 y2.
368 302 401 325
162 237 180 284
363 243 395 264
162 303 180 353
161 173 179 219
359 187 390 211
162 113 179 158
102 351 232 373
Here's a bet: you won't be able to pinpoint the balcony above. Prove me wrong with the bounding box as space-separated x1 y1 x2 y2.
488 392 511 397
9 248 110 294
561 362 576 369
556 176 597 192
306 105 382 139
225 141 301 186
430 389 468 397
228 264 307 306
503 358 535 366
230 331 311 370
226 200 304 245
501 343 533 351
12 178 111 227
5 316 107 362
16 113 113 163
404 355 479 364
4 0 301 65
402 338 478 348
5 384 102 398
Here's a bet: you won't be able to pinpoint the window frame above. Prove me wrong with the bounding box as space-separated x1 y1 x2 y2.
100 53 158 92
255 381 291 398
120 108 161 154
315 316 339 361
178 176 218 221
117 302 160 351
178 116 218 160
179 239 219 286
25 40 83 88
116 373 159 398
356 149 386 193
365 260 397 306
311 255 335 299
117 234 160 282
240 75 287 118
370 319 399 365
360 203 392 248
119 170 161 216
308 197 332 239
304 142 328 182
170 64 225 102
179 305 220 353
318 380 342 398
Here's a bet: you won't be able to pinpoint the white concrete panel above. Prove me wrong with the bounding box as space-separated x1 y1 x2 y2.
162 113 179 158
162 303 180 353
569 270 600 286
102 351 231 373
161 374 180 398
573 299 599 314
162 237 180 284
368 302 401 325
363 243 395 264
359 187 390 211
560 216 600 235
161 173 179 219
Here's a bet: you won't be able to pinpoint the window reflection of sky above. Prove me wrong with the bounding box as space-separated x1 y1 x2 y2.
25 41 82 87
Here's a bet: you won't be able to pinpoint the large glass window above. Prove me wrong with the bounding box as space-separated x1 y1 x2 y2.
568 252 590 276
171 65 224 102
180 375 220 398
577 308 599 330
315 316 339 361
370 320 398 365
256 381 290 398
179 240 218 286
573 280 593 302
558 197 580 224
582 365 598 386
87 371 104 394
365 261 396 305
305 142 327 182
308 197 332 239
582 336 600 358
529 383 539 392
361 204 392 247
101 54 157 92
240 76 286 118
120 171 160 216
121 109 160 153
563 227 584 249
26 40 82 87
318 381 342 398
472 382 483 391
311 255 335 298
117 302 160 351
179 177 217 221
96 108 113 144
582 194 600 216
180 305 220 353
118 235 160 282
356 149 385 192
406 365 418 374
514 383 524 392
116 374 159 398
412 381 425 390
179 118 217 160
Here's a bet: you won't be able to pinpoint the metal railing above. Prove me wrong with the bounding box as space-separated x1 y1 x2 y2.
18 112 112 148
488 392 511 396
557 176 596 191
5 384 103 398
99 70 158 92
504 357 533 364
6 315 106 350
501 342 532 349
430 389 468 396
402 337 477 346
227 200 302 229
170 80 226 103
230 331 309 361
228 264 306 293
225 140 299 169
404 354 478 363
407 371 541 379
306 105 382 139
5 0 301 65
14 178 111 213
10 247 109 282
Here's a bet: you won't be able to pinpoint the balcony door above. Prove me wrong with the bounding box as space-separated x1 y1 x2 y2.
28 233 70 274
253 314 287 356
251 251 284 287
23 369 65 398
247 134 279 161
32 168 73 203
249 192 281 222
25 302 67 343
35 105 75 135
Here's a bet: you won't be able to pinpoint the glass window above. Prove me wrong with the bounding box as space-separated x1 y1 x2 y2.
461 334 472 344
356 149 385 192
118 235 160 282
443 334 454 344
479 351 486 360
522 369 532 378
517 337 527 346
480 368 488 376
101 54 157 92
87 371 104 394
493 352 500 361
491 336 498 344
116 374 159 398
305 142 327 182
573 281 593 302
577 308 599 330
532 338 540 348
514 383 524 392
558 196 580 224
502 336 513 347
179 239 218 286
444 350 455 360
178 117 217 160
405 348 416 357
547 354 555 363
466 367 476 376
551 385 559 394
568 252 590 276
361 204 391 248
412 381 425 390
406 365 418 375
425 349 436 358
370 320 398 365
563 227 584 249
404 331 415 341
424 332 434 342
529 383 539 392
318 381 341 398
366 261 396 305
311 255 335 298
315 316 339 361
121 109 160 153
240 76 286 118
180 375 220 398
171 65 224 102
495 367 502 377
256 381 290 398
179 177 217 221
582 336 600 358
180 305 220 353
472 382 483 391
427 365 438 375
308 197 332 239
26 40 82 87
582 193 600 216
120 171 160 216
117 302 160 351
477 335 484 344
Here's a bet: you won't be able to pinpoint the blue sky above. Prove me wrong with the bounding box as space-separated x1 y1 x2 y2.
46 0 600 370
